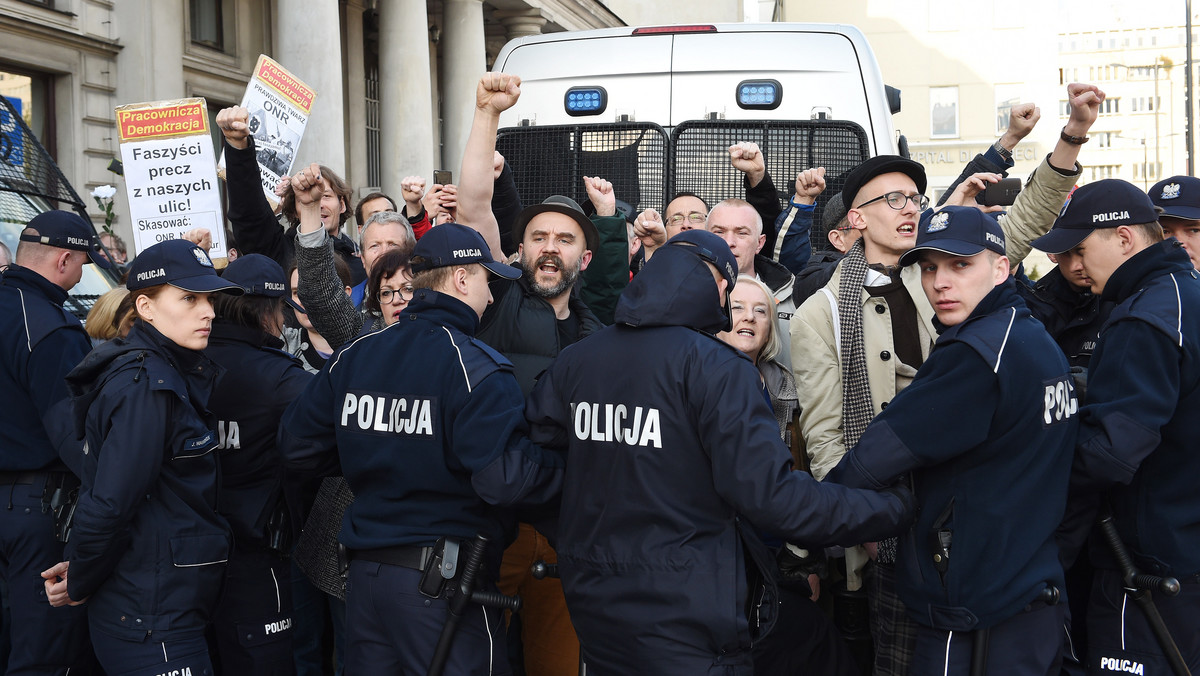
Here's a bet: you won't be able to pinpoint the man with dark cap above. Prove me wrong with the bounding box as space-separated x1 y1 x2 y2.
826 206 1078 675
524 229 914 675
278 222 565 675
1031 178 1200 674
0 210 109 674
790 82 1102 675
1148 174 1200 270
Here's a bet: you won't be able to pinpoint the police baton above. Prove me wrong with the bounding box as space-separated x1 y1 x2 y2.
427 534 521 676
1097 514 1191 676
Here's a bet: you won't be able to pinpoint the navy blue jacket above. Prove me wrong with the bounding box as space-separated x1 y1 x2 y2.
827 279 1078 631
1072 240 1200 578
525 242 914 672
204 321 311 546
278 289 564 555
65 321 231 641
1017 266 1114 369
0 266 91 471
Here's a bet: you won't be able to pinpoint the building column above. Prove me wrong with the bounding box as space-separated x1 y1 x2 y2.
440 0 486 175
276 0 347 176
344 0 370 194
378 0 435 197
493 9 547 40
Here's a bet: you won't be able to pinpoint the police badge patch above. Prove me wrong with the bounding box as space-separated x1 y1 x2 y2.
927 211 950 232
192 247 214 267
1161 183 1181 200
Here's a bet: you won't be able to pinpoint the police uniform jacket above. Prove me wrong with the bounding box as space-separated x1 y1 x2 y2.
1072 240 1200 578
0 266 91 471
524 242 913 672
1017 266 1113 368
64 320 231 641
205 321 311 546
278 289 564 555
826 279 1078 632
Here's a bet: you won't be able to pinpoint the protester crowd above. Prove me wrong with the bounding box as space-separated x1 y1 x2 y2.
2 70 1198 676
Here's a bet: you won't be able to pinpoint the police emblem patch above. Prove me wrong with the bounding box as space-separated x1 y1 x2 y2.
927 211 950 232
1161 183 1181 200
192 247 214 267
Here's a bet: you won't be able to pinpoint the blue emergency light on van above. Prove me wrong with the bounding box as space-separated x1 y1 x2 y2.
565 87 607 116
737 80 781 110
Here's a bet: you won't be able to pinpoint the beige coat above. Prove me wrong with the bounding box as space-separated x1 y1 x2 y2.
788 155 1081 588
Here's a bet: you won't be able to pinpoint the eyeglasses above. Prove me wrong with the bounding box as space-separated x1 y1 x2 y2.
668 212 707 226
856 191 929 212
376 285 414 304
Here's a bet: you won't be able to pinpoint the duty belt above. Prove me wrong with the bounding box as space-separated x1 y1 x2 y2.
348 545 435 571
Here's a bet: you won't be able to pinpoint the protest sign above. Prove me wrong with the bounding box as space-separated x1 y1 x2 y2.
218 55 316 208
116 97 228 260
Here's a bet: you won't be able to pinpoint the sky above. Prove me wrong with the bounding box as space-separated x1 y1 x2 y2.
1057 0 1195 31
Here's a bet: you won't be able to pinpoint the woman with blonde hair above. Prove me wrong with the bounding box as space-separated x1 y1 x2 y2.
84 286 130 344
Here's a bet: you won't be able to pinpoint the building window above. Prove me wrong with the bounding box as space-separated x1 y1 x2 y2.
1059 100 1071 117
1099 98 1121 115
363 9 381 189
930 86 958 139
190 0 224 50
0 69 55 163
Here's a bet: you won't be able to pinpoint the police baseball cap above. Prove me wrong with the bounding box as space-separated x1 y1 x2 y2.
220 253 305 313
126 239 245 294
1149 175 1200 220
667 229 739 290
409 223 522 280
512 195 601 252
841 155 928 208
1031 179 1161 254
19 211 112 269
899 206 1006 267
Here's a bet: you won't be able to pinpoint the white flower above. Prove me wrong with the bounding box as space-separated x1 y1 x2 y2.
91 185 117 200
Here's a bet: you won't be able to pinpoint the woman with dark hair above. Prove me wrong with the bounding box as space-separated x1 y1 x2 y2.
43 239 244 676
361 248 414 328
204 254 312 675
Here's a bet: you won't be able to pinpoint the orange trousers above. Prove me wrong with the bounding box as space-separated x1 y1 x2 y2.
497 523 580 676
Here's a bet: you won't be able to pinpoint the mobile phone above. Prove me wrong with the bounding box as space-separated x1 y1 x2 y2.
978 177 1022 207
433 170 453 185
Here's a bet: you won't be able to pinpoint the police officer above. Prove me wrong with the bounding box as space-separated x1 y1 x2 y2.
1031 179 1200 674
1148 174 1200 270
825 207 1079 675
278 222 565 674
0 211 106 674
523 229 914 675
205 254 312 674
42 239 243 676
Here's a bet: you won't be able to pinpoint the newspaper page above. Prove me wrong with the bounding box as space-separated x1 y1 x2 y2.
218 54 317 208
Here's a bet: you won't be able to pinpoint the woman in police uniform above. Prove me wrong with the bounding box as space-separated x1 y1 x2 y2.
43 239 243 676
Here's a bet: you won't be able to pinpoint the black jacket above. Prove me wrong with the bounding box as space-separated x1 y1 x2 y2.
205 321 312 546
525 242 913 672
1016 267 1113 369
479 272 604 396
65 321 231 641
0 266 90 471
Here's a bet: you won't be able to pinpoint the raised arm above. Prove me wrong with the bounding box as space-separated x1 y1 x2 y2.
458 73 522 262
218 106 288 263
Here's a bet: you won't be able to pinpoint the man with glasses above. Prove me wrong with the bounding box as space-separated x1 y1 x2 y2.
789 83 1103 676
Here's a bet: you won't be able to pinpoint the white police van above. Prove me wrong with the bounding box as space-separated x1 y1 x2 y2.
490 23 903 219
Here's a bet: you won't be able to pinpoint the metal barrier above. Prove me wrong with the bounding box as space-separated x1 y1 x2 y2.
497 122 671 217
671 120 870 246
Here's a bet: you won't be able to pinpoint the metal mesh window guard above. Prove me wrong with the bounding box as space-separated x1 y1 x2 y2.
671 120 870 248
0 94 88 218
496 123 670 218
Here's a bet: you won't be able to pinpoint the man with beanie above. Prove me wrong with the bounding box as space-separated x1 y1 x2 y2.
826 206 1079 675
525 229 915 675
